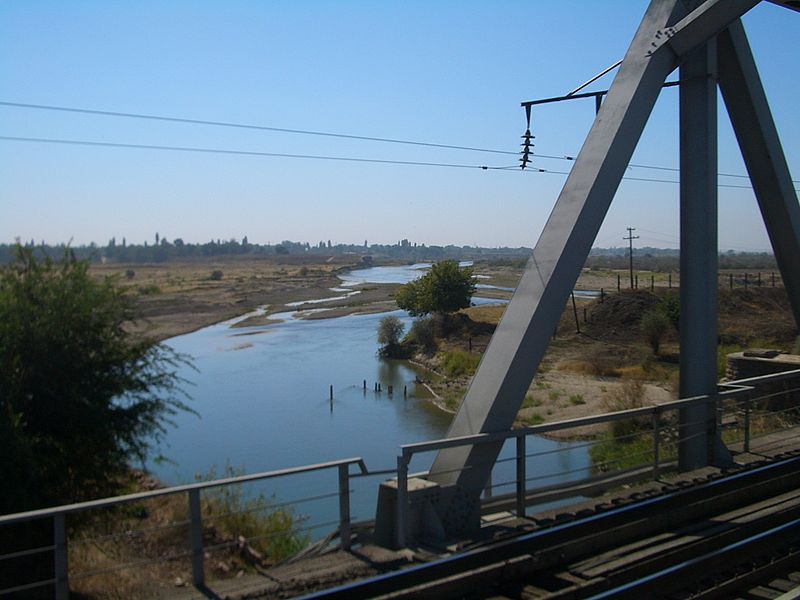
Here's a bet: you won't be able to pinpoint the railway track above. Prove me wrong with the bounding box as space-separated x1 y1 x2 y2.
303 454 800 599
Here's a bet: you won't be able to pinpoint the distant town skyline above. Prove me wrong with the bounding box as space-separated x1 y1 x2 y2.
1 1 797 253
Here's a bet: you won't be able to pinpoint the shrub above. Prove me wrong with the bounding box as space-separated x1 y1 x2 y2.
377 315 405 358
442 350 480 378
640 309 670 354
125 269 135 280
603 380 648 439
137 284 161 295
202 465 308 560
210 269 224 281
658 292 680 330
407 316 436 351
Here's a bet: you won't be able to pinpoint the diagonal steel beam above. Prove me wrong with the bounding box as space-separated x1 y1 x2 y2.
648 0 759 58
425 0 767 535
718 20 800 327
426 0 688 510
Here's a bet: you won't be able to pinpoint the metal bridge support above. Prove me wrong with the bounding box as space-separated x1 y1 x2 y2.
376 0 800 542
717 20 800 327
678 37 730 470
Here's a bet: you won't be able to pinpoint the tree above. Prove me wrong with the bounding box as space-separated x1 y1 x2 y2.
395 260 476 317
0 247 190 513
377 315 405 357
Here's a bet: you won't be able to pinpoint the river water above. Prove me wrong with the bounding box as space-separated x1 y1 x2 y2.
148 264 590 530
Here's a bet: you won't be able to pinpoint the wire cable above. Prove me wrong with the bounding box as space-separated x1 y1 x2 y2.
1 134 796 192
0 135 513 171
3 100 798 184
0 100 518 156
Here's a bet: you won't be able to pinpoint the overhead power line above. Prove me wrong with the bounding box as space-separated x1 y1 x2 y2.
0 101 517 156
2 100 797 184
2 134 796 193
0 135 513 171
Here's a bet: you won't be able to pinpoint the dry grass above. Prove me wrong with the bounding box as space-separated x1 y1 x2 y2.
68 470 308 599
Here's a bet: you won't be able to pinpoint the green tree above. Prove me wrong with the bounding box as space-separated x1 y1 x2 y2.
395 260 476 317
377 315 405 358
0 247 190 513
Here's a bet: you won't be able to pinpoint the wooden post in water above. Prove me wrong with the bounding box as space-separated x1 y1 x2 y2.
404 385 407 398
669 273 672 288
388 385 393 397
651 275 654 290
617 274 621 291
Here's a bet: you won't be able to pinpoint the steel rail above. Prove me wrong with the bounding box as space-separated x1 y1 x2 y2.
301 455 800 599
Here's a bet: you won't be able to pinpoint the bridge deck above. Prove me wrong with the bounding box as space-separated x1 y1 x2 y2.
165 426 800 599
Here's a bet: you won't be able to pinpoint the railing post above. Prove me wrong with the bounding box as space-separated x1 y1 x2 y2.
338 464 351 551
652 408 661 480
396 454 409 548
54 513 68 600
516 435 527 518
188 489 204 587
744 393 751 453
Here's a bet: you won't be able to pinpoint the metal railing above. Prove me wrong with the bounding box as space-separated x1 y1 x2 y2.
0 457 367 598
393 368 800 547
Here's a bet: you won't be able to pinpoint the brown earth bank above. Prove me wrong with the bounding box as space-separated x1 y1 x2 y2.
408 287 797 438
91 256 366 341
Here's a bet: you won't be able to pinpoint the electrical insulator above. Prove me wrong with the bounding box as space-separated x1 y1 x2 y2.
519 105 534 169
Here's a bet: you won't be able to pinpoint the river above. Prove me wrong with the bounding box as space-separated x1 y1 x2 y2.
148 264 590 531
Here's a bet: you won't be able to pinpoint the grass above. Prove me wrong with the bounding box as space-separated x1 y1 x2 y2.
569 393 585 406
522 394 542 409
519 412 545 426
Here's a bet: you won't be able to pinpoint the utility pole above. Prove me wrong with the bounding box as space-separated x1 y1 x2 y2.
624 227 639 288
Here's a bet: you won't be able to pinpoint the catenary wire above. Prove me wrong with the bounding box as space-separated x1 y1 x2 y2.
0 135 513 171
1 135 797 192
0 100 518 156
2 100 798 184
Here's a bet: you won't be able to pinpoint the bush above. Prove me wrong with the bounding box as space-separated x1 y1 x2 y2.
377 315 405 358
442 350 480 378
603 380 648 439
210 269 224 280
201 465 308 560
125 269 135 280
407 316 436 351
658 292 680 330
137 283 161 295
640 309 670 354
0 246 190 512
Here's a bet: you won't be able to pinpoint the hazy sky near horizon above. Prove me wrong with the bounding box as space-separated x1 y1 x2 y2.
1 1 797 251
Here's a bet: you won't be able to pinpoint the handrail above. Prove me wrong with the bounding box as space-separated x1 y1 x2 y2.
400 369 800 457
0 456 370 597
0 457 367 526
392 368 800 548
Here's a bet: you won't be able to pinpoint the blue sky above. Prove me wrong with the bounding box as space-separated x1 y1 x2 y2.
1 1 797 251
